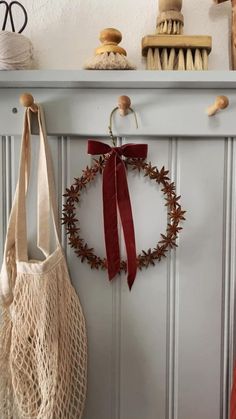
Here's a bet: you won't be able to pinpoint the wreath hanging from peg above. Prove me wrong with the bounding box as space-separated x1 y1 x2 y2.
62 96 186 289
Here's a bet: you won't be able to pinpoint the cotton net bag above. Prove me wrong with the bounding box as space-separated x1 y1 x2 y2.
0 105 87 418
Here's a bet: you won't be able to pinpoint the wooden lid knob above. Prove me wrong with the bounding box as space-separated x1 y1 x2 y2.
95 27 127 56
19 93 38 112
118 95 131 116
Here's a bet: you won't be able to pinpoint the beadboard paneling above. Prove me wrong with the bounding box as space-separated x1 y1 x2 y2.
1 79 236 418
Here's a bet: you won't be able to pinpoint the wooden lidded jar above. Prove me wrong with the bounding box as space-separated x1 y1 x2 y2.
159 0 182 12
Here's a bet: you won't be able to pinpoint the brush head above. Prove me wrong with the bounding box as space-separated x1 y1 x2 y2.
84 52 136 70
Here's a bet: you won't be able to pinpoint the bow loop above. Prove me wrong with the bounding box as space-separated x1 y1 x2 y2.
88 140 148 160
88 139 148 289
120 143 148 159
87 140 112 156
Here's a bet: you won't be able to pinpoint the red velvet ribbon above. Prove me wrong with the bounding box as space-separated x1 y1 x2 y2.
88 140 148 289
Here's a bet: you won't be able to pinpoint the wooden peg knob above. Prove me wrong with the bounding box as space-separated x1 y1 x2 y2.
207 95 229 116
118 95 131 116
95 28 127 56
19 93 38 112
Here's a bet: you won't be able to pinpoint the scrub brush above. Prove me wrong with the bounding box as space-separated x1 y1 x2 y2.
85 28 136 70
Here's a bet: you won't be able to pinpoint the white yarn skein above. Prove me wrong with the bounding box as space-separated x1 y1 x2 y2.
0 31 33 70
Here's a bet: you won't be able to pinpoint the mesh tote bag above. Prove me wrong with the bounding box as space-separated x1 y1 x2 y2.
0 105 87 419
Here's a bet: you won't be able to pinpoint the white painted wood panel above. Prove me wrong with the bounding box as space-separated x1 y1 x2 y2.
119 138 171 419
65 137 118 419
177 138 226 419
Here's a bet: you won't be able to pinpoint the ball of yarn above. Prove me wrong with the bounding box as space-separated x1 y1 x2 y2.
0 31 33 70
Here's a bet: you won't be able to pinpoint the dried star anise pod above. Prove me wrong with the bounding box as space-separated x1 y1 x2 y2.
93 156 106 174
100 258 108 270
144 162 157 178
156 167 170 184
89 256 100 270
126 158 147 172
165 195 181 208
63 202 76 213
68 235 82 248
74 176 88 190
137 254 146 270
120 260 127 273
142 248 156 266
76 244 94 262
63 185 80 203
170 206 186 222
82 166 97 182
162 182 176 196
167 223 182 237
159 234 177 249
66 226 80 235
154 245 168 261
61 212 78 227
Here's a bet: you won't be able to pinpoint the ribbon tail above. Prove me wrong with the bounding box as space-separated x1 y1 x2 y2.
103 152 120 281
116 158 137 290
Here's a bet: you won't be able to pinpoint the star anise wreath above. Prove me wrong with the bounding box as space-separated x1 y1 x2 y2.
62 156 186 273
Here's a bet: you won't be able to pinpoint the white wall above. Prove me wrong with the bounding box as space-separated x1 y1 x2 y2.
11 0 232 70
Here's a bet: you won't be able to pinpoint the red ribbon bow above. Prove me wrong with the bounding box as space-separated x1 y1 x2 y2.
88 140 148 289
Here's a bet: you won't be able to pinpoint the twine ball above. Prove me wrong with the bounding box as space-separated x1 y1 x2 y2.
0 31 33 70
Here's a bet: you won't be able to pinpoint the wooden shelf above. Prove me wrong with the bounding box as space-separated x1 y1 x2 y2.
0 70 236 89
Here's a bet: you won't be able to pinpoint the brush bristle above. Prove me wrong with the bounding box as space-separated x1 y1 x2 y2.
84 52 136 70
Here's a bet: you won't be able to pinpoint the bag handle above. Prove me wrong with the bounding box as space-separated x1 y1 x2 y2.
0 105 60 304
16 105 60 261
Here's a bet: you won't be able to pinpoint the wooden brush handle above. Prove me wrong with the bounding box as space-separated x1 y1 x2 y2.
95 28 127 56
159 0 182 12
157 0 184 32
213 0 236 67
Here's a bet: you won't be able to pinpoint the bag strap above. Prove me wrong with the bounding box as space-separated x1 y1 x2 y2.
37 106 60 254
0 105 60 304
16 105 60 260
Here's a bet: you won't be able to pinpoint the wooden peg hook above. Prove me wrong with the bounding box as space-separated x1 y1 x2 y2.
118 95 131 116
207 95 229 116
19 93 38 113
